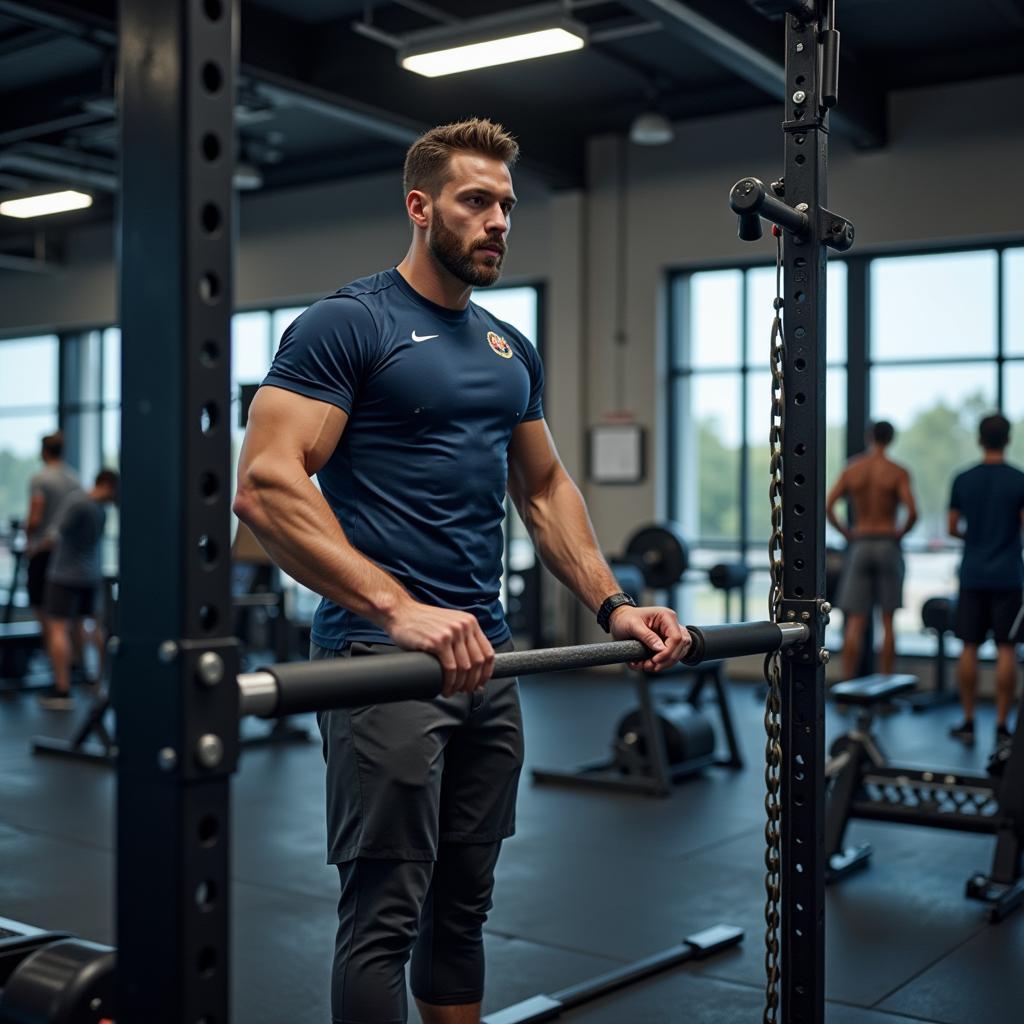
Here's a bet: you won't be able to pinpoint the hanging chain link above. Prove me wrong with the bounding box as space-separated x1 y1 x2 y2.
763 228 786 1024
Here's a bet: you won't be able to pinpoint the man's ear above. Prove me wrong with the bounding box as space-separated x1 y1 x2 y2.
406 189 431 229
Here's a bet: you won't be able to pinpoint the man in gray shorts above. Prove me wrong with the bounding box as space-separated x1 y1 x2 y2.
827 421 918 678
235 119 691 1024
24 431 79 632
40 469 118 710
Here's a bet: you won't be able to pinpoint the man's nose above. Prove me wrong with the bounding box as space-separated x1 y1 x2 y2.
485 204 508 234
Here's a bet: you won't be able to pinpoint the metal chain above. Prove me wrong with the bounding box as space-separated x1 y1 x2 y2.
763 228 786 1024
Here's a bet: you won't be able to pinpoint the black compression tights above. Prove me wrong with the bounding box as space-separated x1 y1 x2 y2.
332 842 502 1024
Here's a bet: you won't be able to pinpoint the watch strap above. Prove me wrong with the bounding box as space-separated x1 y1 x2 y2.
596 592 637 633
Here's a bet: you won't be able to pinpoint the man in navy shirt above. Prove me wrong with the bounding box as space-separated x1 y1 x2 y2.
234 119 690 1024
948 413 1024 745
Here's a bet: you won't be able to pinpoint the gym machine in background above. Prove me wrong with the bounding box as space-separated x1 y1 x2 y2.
533 522 747 796
0 519 45 689
825 670 1024 921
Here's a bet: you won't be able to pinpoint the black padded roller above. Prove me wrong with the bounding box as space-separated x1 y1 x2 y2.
266 652 444 716
682 621 783 665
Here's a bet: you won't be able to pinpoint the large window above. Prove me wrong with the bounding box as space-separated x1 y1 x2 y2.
0 335 60 598
0 287 540 613
472 287 543 618
870 247 1021 646
668 243 1024 654
668 262 847 632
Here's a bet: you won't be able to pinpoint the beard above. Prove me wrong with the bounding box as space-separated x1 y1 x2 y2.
428 208 505 288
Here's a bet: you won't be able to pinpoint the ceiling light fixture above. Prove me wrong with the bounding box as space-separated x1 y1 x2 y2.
0 189 93 219
629 109 674 146
398 17 587 78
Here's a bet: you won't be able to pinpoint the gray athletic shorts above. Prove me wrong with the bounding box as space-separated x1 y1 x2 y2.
836 537 905 615
313 639 523 863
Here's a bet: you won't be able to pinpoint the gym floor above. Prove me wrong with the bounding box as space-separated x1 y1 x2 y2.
1 665 1021 1024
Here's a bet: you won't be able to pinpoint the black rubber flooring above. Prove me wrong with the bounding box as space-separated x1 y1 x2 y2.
1 665 1020 1023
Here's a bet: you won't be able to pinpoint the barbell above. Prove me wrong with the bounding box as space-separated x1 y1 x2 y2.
238 619 811 719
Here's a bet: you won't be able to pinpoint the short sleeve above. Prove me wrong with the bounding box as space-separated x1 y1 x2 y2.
57 499 84 538
261 296 379 413
949 474 963 512
522 338 545 421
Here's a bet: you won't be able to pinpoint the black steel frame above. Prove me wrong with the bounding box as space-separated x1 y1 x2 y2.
777 16 830 1019
727 3 857 1020
115 0 240 1020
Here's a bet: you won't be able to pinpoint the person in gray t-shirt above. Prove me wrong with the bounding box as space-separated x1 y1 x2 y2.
25 431 80 620
40 469 119 710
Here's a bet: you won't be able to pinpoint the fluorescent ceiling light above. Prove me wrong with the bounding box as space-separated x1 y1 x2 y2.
0 190 93 219
401 26 585 78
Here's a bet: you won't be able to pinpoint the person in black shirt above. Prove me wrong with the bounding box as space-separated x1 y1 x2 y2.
948 414 1024 745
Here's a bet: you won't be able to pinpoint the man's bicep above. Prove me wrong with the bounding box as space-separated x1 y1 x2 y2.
240 385 348 479
507 418 563 504
27 491 45 521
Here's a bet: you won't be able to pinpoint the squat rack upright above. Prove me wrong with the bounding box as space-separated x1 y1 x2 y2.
108 3 850 1024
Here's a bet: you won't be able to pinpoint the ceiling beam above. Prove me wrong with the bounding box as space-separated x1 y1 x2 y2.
0 251 63 274
0 68 112 146
262 145 409 191
0 0 466 163
617 0 887 147
0 26 63 58
0 0 114 47
245 70 424 148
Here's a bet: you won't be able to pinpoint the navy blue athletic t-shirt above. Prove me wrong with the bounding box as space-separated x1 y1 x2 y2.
949 462 1024 588
262 268 545 649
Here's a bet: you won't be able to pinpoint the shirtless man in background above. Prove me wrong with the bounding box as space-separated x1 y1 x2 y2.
826 420 918 678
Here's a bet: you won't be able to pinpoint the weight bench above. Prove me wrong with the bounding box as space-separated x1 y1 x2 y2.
825 669 1024 920
832 672 918 728
825 674 919 878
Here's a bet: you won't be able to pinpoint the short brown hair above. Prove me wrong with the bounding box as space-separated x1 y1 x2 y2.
979 413 1011 451
403 118 519 197
41 431 64 458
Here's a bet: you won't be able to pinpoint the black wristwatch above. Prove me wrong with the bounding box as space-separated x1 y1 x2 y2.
596 592 637 633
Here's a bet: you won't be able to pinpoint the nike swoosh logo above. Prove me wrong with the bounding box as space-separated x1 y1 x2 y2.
411 331 439 342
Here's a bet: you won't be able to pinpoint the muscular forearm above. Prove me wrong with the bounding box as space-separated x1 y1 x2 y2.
518 471 622 613
233 460 411 630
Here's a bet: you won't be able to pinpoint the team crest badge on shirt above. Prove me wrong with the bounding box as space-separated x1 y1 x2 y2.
487 331 513 359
